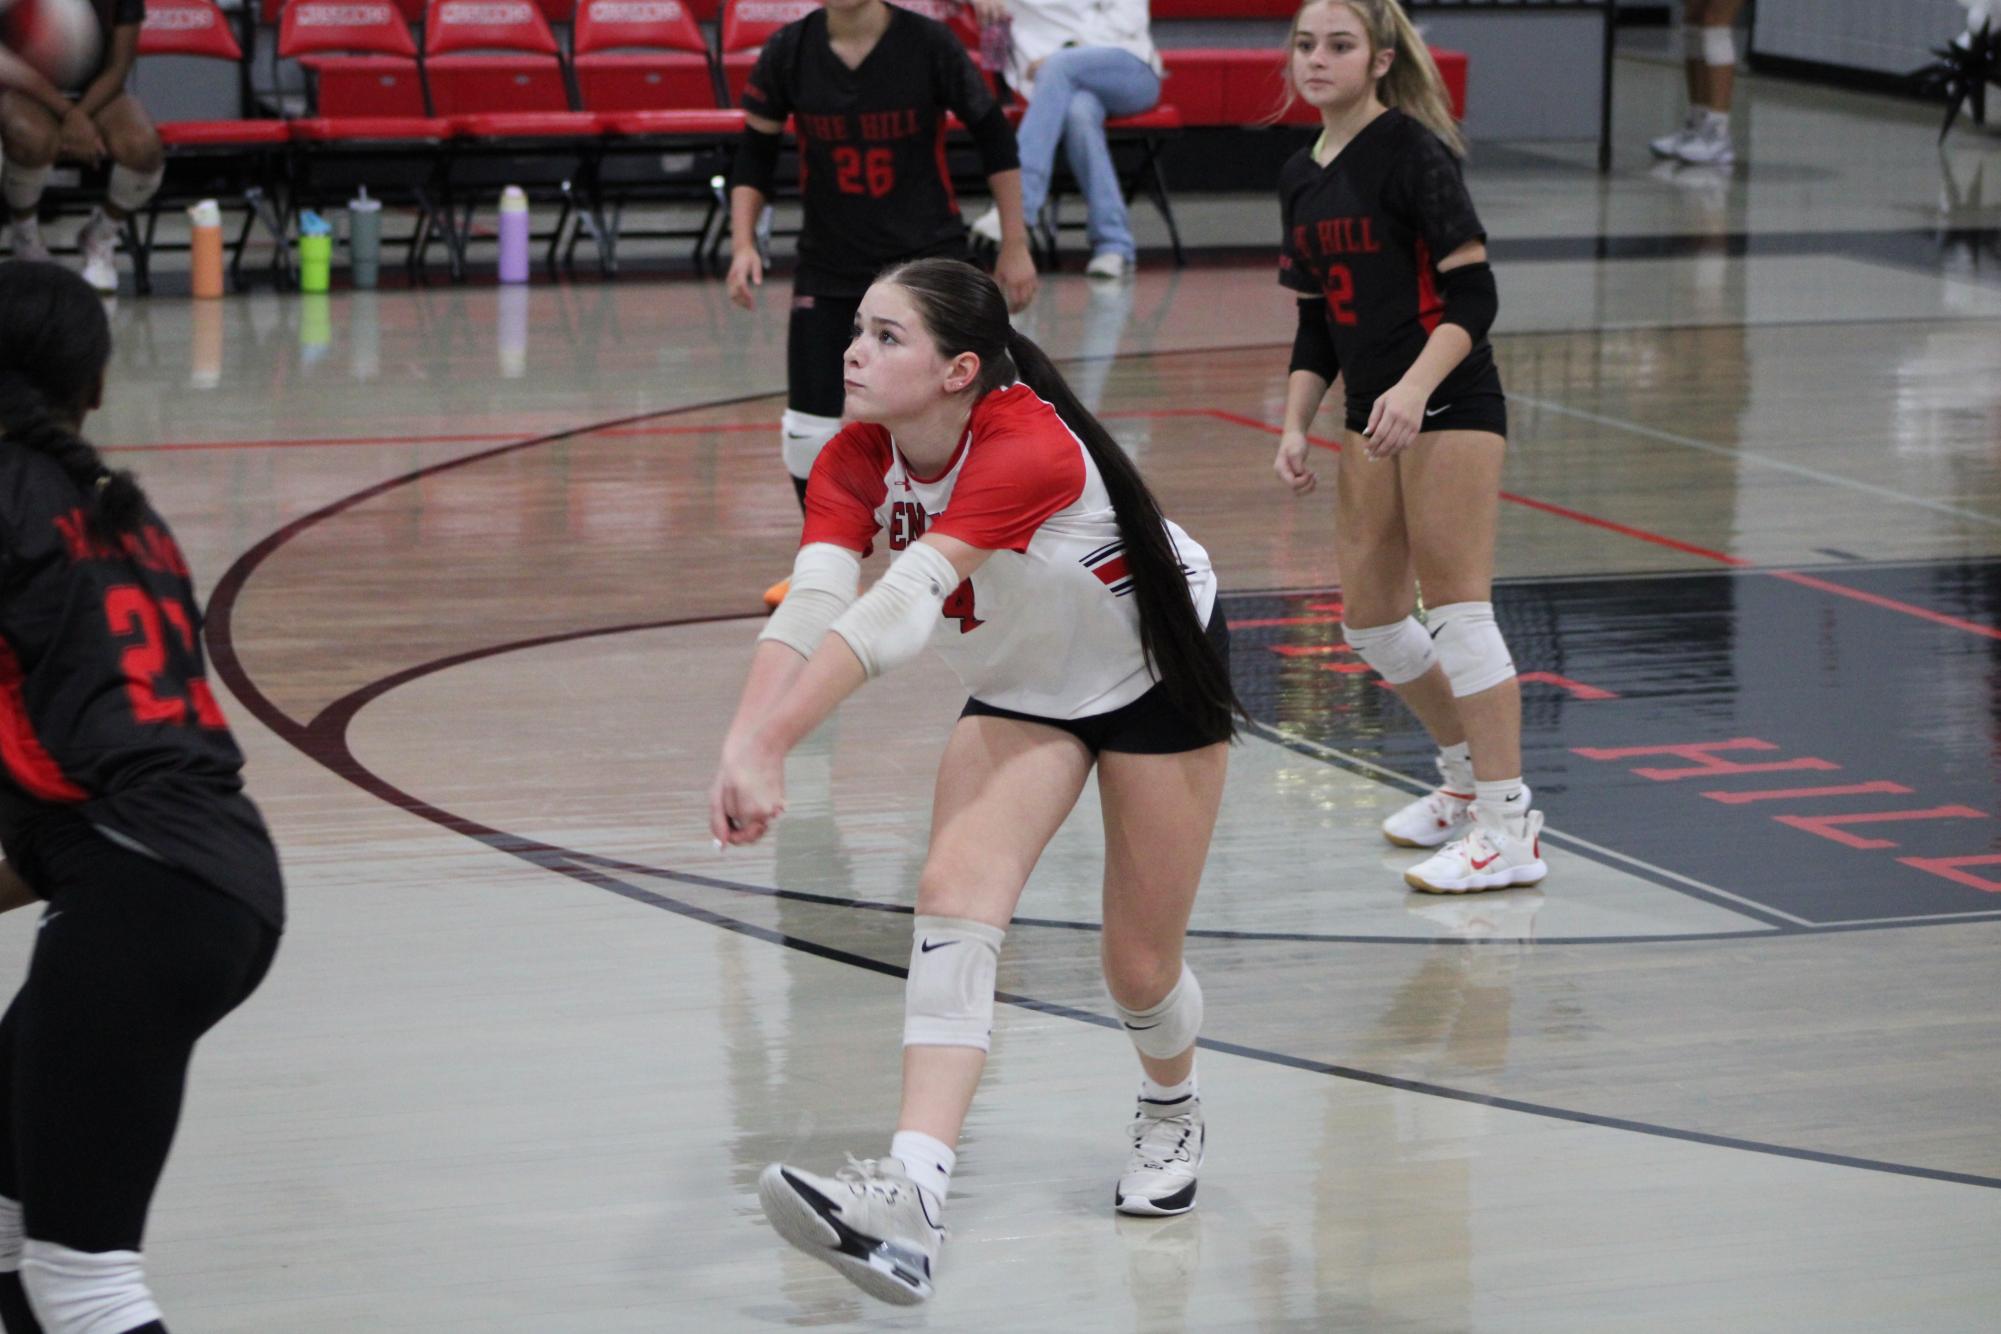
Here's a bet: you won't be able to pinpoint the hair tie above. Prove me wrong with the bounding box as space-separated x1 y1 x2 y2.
94 472 113 493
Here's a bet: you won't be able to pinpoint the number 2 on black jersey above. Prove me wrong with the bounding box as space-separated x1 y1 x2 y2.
1324 263 1357 326
834 146 896 198
105 585 227 729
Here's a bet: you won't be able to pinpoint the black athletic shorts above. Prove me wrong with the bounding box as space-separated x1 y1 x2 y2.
1343 358 1509 438
786 292 863 418
960 604 1232 755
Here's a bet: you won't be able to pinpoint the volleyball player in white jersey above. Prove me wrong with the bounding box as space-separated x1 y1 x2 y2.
709 257 1237 1305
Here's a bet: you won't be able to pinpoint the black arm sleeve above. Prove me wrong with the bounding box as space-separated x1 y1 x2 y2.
1289 298 1338 382
1437 261 1497 342
966 103 1020 176
731 125 784 197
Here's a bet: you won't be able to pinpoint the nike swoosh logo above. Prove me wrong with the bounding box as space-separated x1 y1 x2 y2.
1469 853 1500 870
1425 404 1451 418
37 912 60 930
1122 1021 1160 1031
919 939 956 953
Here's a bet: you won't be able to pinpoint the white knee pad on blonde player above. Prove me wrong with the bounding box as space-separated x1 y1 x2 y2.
1342 616 1437 685
1427 600 1516 698
1111 963 1203 1061
781 409 842 481
105 164 163 215
1697 25 1735 66
2 161 51 215
20 1240 162 1334
904 915 1005 1050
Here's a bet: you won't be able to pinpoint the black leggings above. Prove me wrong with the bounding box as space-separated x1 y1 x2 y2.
0 826 276 1327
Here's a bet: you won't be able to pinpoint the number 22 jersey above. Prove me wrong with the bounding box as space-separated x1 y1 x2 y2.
0 450 283 928
800 384 1217 720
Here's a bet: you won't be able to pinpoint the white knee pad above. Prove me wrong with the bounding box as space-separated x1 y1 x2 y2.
1342 616 1437 685
1427 600 1516 698
781 409 843 481
0 1195 20 1273
2 161 51 215
1699 25 1735 67
1112 963 1203 1061
20 1240 162 1334
904 915 1005 1051
105 164 163 215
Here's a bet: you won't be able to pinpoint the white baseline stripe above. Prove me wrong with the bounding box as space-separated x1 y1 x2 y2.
1510 392 2001 531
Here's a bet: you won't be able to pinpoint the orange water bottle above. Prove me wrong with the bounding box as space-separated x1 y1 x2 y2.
188 199 224 298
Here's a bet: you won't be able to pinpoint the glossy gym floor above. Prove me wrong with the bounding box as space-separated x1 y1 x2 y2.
7 47 1998 1332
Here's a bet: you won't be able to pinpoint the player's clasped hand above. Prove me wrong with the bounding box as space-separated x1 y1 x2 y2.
1362 380 1428 460
727 246 765 311
59 109 106 166
709 737 786 846
1273 429 1317 495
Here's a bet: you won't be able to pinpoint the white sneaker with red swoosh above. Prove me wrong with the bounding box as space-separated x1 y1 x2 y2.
1404 807 1546 894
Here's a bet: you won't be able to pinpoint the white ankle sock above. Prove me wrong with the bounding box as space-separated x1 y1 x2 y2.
1140 1072 1198 1106
890 1130 956 1206
20 1240 161 1334
1438 742 1474 795
1475 779 1531 834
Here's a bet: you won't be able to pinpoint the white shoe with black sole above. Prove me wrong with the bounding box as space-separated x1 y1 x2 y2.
757 1157 943 1305
1115 1094 1204 1216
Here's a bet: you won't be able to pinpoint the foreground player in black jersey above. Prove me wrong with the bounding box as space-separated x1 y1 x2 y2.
727 0 1038 608
0 263 283 1334
1272 0 1544 895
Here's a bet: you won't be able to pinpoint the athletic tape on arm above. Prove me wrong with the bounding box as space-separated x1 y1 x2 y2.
829 540 957 677
757 543 862 659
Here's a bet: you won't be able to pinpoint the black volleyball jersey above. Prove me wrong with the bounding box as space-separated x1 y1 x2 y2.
0 450 283 928
741 5 1003 296
1278 108 1499 410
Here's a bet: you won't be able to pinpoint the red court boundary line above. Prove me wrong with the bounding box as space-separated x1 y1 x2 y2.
1196 407 2001 644
119 403 1999 642
104 421 784 454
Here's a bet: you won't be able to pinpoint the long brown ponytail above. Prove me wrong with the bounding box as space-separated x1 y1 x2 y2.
881 257 1242 740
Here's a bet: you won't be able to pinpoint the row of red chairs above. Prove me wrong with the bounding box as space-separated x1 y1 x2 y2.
133 0 1464 288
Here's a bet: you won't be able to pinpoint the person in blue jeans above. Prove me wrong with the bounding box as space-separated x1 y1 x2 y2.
969 0 1161 278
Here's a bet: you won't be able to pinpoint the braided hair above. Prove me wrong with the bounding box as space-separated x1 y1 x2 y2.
0 262 146 535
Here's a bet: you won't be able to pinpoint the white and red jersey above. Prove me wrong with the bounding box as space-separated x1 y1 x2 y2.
801 384 1218 719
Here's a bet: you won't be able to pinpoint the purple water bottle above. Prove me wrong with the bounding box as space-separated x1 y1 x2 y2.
497 185 530 283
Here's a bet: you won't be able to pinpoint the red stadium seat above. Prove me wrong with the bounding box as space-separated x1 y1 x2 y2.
280 0 427 118
572 0 723 111
718 0 817 105
422 0 607 277
135 0 290 293
277 0 454 282
423 0 577 116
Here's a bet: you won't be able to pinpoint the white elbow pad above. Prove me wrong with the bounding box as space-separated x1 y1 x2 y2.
757 543 862 659
830 541 958 677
